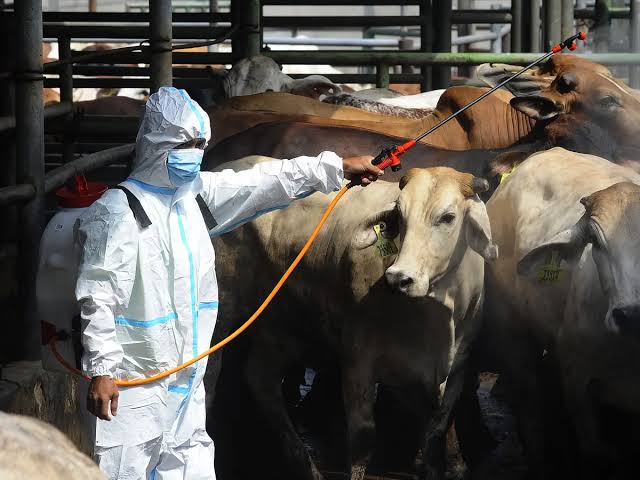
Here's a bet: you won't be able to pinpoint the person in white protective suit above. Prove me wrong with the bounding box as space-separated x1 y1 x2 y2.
74 86 382 480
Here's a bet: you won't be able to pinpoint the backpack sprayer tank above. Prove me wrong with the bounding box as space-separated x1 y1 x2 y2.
38 175 107 372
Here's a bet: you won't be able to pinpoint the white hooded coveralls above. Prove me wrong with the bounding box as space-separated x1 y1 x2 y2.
75 87 344 479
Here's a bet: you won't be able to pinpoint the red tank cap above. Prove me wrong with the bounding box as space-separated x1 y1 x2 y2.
56 175 108 208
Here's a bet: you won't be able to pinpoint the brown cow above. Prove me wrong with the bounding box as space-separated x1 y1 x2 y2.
43 88 60 106
74 96 145 116
204 113 624 190
208 88 532 150
209 55 640 157
477 54 640 155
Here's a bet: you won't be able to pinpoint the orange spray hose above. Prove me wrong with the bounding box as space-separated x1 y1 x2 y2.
50 184 351 386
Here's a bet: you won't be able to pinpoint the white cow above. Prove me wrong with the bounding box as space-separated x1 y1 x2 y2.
480 147 640 478
223 55 341 99
0 412 104 480
210 158 497 480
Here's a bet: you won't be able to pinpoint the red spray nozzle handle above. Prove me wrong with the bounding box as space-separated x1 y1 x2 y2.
350 140 416 187
371 140 416 171
552 31 587 53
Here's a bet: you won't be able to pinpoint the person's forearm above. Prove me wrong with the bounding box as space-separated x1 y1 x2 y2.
80 301 123 377
202 152 344 236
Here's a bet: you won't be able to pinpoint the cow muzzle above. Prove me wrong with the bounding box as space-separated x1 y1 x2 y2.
609 305 640 340
385 265 428 297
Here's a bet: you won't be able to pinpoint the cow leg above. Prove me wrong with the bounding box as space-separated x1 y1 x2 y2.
342 361 376 480
245 333 323 480
453 367 496 470
502 349 549 480
421 346 478 480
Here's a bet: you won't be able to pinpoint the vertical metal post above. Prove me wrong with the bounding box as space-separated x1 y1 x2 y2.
419 0 432 91
59 36 75 165
376 63 389 88
0 12 16 247
457 0 472 78
150 0 173 93
232 0 261 60
561 0 574 40
593 0 611 53
432 0 452 88
544 0 562 49
528 0 541 51
0 0 16 365
361 5 375 76
15 0 44 361
511 0 523 52
631 0 640 87
209 0 219 52
398 38 414 77
521 0 530 51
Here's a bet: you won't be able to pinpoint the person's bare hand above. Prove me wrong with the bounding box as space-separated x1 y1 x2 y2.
342 155 383 186
88 375 119 421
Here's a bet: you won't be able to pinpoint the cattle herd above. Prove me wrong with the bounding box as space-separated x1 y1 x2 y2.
198 54 640 480
28 53 640 479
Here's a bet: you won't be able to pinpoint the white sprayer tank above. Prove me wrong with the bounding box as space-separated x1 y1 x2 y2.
38 176 107 373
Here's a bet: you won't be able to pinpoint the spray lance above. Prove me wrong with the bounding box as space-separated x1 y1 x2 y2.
50 33 588 387
351 31 587 184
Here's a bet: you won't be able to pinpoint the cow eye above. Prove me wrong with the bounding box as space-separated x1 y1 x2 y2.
599 95 620 109
436 212 456 225
378 219 399 239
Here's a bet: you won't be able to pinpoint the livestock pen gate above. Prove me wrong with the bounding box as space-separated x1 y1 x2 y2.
1 0 640 409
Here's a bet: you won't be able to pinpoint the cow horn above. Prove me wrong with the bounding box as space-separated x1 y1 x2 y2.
472 177 490 194
580 195 593 211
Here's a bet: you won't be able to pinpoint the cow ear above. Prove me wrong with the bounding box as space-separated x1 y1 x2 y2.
489 150 532 177
352 228 378 250
466 197 498 261
352 203 397 250
510 95 561 120
517 222 588 278
476 63 552 96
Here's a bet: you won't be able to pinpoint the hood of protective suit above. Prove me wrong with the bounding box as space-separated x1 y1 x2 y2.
131 86 212 188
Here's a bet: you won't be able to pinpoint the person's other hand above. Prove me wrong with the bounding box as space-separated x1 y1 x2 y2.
342 155 383 186
88 375 119 421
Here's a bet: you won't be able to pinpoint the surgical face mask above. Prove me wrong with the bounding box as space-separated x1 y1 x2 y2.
167 148 204 187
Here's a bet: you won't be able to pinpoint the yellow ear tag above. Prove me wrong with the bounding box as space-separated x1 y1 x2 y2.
537 250 565 283
500 162 521 185
373 223 398 258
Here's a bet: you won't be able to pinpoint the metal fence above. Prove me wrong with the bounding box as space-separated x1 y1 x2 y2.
2 0 640 361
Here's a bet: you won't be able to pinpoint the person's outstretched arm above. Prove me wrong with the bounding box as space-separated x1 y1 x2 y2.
200 152 381 236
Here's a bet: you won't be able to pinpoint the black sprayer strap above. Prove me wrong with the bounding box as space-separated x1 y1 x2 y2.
196 194 218 230
111 185 153 228
112 186 216 230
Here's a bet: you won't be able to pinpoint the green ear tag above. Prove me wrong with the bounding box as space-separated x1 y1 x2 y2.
537 250 565 283
373 224 398 258
499 162 522 185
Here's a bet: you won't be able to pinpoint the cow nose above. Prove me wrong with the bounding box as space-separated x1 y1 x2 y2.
385 269 414 293
612 306 640 339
